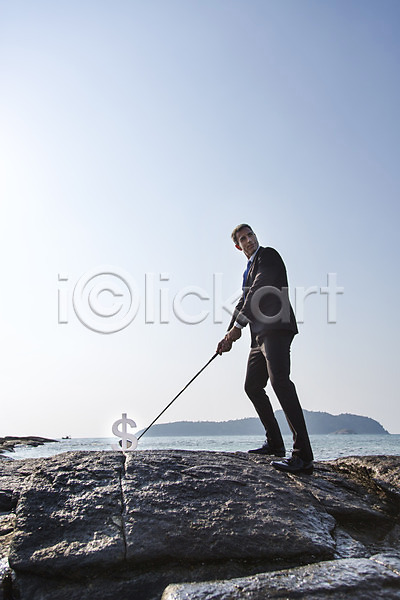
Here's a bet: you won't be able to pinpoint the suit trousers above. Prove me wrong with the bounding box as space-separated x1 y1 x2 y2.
244 332 313 462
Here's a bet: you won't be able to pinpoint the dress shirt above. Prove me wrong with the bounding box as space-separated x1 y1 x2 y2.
234 246 259 329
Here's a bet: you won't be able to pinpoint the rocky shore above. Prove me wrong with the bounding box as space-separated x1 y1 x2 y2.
1 450 400 599
0 437 57 455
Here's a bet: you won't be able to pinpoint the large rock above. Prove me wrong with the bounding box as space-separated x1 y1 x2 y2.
1 451 400 599
9 452 125 574
162 554 400 599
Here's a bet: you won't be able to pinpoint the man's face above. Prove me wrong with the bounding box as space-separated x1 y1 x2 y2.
235 227 259 259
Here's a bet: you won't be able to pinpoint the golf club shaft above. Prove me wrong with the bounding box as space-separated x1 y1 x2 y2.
137 352 219 441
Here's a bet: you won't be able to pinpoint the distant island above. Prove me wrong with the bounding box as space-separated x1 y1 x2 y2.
138 410 389 437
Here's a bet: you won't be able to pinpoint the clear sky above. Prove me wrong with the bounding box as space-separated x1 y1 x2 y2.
1 0 399 438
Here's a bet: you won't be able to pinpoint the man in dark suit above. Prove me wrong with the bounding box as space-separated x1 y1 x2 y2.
217 224 314 474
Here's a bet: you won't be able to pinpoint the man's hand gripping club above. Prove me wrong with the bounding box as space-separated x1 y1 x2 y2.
216 326 242 355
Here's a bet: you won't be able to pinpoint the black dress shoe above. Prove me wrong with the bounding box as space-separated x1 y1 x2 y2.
271 456 314 474
248 443 286 457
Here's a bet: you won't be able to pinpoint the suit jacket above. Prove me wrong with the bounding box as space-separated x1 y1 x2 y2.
228 246 298 345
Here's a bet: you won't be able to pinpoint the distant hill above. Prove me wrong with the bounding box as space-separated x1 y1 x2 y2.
138 410 388 437
285 410 389 436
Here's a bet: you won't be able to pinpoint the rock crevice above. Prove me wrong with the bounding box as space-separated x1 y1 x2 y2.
117 453 128 562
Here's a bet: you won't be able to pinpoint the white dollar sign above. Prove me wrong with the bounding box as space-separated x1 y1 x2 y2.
112 413 138 451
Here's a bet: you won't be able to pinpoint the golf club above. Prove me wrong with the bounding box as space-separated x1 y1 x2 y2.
137 352 219 441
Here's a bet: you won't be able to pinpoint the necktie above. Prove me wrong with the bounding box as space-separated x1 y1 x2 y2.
242 259 252 297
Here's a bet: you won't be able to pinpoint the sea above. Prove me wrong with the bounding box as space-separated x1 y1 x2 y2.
3 434 400 461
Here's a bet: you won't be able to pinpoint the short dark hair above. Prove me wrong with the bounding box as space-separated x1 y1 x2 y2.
231 224 253 245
